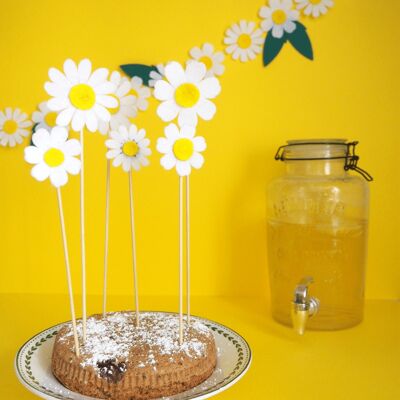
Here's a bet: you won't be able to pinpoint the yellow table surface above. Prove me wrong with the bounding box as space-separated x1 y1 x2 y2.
1 294 399 399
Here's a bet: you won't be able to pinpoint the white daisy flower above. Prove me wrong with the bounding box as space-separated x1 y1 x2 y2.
149 64 166 88
295 0 333 18
154 61 221 127
98 71 137 135
0 107 32 147
224 21 264 62
105 124 151 172
32 101 59 132
24 127 81 187
44 58 118 133
130 76 151 111
156 123 206 177
259 0 300 39
189 43 225 77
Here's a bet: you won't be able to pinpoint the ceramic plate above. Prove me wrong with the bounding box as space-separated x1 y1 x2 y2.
15 312 251 400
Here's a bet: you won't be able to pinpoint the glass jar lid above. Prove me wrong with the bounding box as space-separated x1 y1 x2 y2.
275 139 373 181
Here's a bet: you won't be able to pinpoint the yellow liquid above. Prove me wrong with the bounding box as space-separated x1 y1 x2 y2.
267 220 367 330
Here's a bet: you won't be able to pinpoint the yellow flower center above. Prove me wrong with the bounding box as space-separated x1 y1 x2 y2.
309 0 321 4
108 94 121 115
237 34 252 49
199 56 213 70
173 138 194 161
69 84 96 110
44 111 58 127
272 9 287 25
44 148 65 167
122 141 139 157
175 83 200 108
129 88 138 98
3 120 18 134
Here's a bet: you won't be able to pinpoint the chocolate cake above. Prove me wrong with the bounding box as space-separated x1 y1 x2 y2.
51 312 217 399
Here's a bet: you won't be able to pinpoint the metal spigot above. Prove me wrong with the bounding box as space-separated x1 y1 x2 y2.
291 276 320 335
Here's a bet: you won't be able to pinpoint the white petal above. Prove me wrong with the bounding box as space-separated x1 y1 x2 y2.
176 161 191 176
199 77 221 99
56 107 75 127
98 95 118 108
85 111 98 132
64 157 81 175
190 152 204 169
164 62 186 87
64 139 81 156
180 125 196 139
50 126 68 145
78 59 92 82
71 110 85 131
31 163 50 182
32 129 51 148
259 5 272 18
164 123 180 140
49 168 68 187
24 146 43 164
112 153 124 167
196 99 216 121
45 82 69 97
88 68 108 86
96 82 115 95
154 81 174 101
106 149 122 159
122 158 131 172
285 20 296 34
157 100 180 122
63 59 79 84
178 108 198 127
272 25 284 38
156 137 171 154
161 153 176 170
193 136 207 152
47 97 70 112
49 67 69 85
94 104 111 122
185 61 207 83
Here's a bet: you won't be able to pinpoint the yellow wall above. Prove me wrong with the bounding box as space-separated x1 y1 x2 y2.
0 0 399 300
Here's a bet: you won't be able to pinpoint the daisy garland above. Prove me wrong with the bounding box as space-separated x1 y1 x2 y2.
24 127 82 356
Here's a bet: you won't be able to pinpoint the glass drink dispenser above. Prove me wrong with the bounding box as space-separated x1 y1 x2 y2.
267 140 372 334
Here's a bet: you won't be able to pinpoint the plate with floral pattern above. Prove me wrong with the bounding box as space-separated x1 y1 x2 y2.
15 312 251 400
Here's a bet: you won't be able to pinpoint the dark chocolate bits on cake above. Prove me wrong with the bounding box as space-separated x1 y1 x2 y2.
97 359 127 383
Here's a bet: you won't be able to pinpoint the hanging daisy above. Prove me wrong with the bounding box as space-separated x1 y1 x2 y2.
156 123 206 177
224 20 264 62
259 0 300 39
32 101 59 132
0 107 32 147
105 124 151 172
189 43 225 78
295 0 333 18
44 58 117 133
148 64 166 88
24 127 81 187
98 71 137 135
154 61 221 127
130 77 151 111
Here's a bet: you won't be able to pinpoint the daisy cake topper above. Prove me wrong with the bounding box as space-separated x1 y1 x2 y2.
154 59 219 345
24 126 81 356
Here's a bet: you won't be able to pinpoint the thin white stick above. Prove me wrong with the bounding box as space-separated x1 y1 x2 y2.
80 129 87 342
186 176 191 325
179 176 183 345
102 160 111 318
129 172 140 327
56 188 80 357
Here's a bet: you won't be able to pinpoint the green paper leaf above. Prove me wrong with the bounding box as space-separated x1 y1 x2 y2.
120 64 158 87
263 32 287 67
287 22 313 60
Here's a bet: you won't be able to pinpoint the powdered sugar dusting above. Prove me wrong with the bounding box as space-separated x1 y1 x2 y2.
59 312 213 375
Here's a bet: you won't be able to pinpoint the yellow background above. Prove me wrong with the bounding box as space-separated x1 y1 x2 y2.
0 0 399 302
